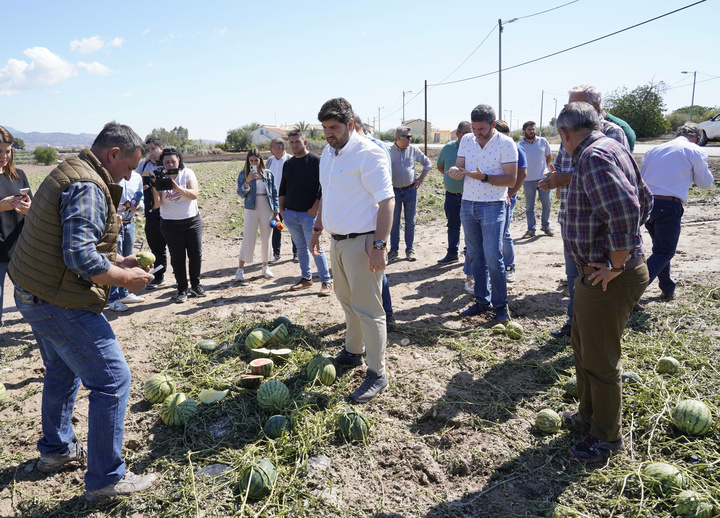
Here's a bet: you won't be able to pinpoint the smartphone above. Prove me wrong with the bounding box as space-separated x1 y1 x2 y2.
16 187 30 197
250 165 258 174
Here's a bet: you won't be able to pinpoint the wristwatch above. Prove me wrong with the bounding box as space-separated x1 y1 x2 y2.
608 261 625 273
481 172 489 183
373 240 387 250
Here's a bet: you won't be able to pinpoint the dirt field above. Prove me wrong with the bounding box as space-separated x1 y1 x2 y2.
1 154 719 517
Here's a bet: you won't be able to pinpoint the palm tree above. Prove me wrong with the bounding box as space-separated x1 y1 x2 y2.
294 121 309 133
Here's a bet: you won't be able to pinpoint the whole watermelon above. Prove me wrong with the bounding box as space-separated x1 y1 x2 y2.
272 316 292 329
160 392 198 427
239 458 277 499
264 415 290 439
657 356 681 374
144 373 176 404
642 462 687 496
338 407 370 442
535 409 561 434
673 399 713 436
674 490 714 518
505 321 524 340
257 380 290 413
307 356 336 386
564 376 578 398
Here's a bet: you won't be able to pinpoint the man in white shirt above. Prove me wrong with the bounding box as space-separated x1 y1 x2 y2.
266 137 294 262
449 104 518 323
518 121 553 238
640 122 714 301
310 97 394 403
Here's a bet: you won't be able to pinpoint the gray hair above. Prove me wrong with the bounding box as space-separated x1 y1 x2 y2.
457 121 471 132
395 125 411 138
556 102 601 133
287 129 305 140
568 84 602 107
92 121 145 156
352 112 363 127
676 122 702 139
470 104 495 124
270 136 285 149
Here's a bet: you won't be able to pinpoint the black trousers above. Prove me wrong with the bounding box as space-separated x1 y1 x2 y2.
160 215 202 292
144 216 167 283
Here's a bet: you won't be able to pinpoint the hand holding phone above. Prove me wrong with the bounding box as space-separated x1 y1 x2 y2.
16 187 30 197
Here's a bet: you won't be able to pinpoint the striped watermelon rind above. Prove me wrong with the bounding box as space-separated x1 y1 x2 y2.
257 380 290 413
264 415 290 439
564 376 578 398
272 316 292 329
673 399 713 436
239 458 277 499
269 348 292 364
536 409 561 434
245 328 271 351
674 490 714 518
505 321 523 340
160 392 198 427
239 374 264 390
250 358 274 377
197 339 218 352
307 356 333 383
265 324 289 347
144 374 176 404
317 362 336 386
338 407 370 442
642 462 687 496
621 371 642 385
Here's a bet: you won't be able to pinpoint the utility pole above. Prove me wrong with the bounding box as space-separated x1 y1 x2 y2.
498 17 518 118
378 107 384 134
681 71 697 121
539 90 544 137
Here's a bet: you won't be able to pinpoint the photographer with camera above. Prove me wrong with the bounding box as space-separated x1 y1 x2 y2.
0 125 32 326
235 148 280 283
152 147 205 303
138 137 167 289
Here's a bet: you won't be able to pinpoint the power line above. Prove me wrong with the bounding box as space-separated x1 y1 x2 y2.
432 25 497 87
516 0 579 20
428 0 706 87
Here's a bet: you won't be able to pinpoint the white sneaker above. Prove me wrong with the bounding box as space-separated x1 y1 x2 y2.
262 265 274 279
234 268 244 282
120 293 145 304
464 278 475 294
108 300 129 312
506 267 516 283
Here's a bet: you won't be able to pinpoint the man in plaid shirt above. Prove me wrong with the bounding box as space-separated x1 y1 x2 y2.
556 102 652 462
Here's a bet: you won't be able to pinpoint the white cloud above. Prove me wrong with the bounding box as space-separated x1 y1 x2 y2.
70 35 124 54
70 36 104 54
122 91 133 98
215 28 227 36
147 63 155 68
78 61 113 76
142 29 151 35
0 47 77 96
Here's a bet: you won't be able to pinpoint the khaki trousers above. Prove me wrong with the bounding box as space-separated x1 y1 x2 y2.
239 197 273 264
330 234 386 376
571 262 648 442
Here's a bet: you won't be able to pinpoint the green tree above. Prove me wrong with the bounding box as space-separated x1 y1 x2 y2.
146 126 191 149
306 128 322 140
605 81 670 138
33 146 58 165
294 121 309 133
12 138 25 150
225 122 260 151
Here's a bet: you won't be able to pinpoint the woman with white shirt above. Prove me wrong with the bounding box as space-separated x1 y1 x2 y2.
235 148 280 283
152 147 205 303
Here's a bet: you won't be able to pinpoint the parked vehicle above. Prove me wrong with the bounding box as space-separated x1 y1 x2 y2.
698 112 720 146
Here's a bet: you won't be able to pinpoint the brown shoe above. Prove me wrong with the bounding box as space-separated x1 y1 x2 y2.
290 278 313 291
319 282 333 297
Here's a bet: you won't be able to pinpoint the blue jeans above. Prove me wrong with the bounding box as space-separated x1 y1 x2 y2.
502 196 517 269
13 285 130 491
645 199 683 295
460 200 507 309
284 209 332 283
391 187 417 252
382 274 393 317
443 191 462 255
0 262 8 324
108 220 135 303
523 180 551 231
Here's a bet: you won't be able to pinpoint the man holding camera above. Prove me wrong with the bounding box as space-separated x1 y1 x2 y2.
139 137 167 289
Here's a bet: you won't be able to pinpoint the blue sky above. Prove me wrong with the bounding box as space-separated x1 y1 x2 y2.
1 0 717 141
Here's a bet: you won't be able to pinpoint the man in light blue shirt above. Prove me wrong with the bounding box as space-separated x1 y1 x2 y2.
388 126 432 262
517 121 553 238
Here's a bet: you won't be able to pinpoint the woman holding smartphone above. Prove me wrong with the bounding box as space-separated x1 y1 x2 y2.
235 148 279 283
0 126 32 325
152 147 204 303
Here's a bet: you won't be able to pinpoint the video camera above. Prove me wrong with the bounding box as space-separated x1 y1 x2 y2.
153 166 178 191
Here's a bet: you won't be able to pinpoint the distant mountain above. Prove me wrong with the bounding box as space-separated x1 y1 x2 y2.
5 126 95 150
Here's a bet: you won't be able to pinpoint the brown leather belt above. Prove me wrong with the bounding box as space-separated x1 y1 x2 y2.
395 184 413 191
577 255 645 275
653 194 682 203
256 193 267 196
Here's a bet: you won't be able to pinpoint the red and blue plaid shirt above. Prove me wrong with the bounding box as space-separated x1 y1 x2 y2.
562 132 652 266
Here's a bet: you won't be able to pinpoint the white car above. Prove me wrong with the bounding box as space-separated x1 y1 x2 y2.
698 112 720 146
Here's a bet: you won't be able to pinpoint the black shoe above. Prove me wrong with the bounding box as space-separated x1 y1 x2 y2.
175 290 188 303
460 303 492 317
292 253 299 263
189 285 207 297
334 348 365 367
550 323 572 339
659 292 674 302
437 253 459 265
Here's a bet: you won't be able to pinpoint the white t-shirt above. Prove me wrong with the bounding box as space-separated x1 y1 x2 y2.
159 167 199 220
458 131 518 202
319 131 394 235
267 152 291 189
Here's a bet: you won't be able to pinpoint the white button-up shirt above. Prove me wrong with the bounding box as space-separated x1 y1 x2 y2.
458 131 518 202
